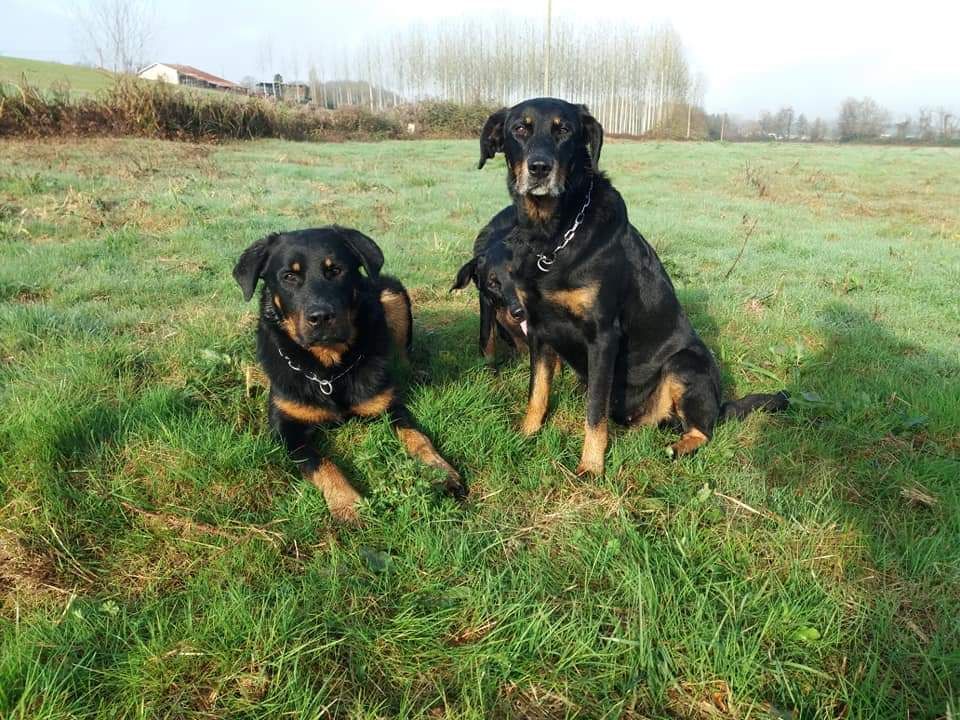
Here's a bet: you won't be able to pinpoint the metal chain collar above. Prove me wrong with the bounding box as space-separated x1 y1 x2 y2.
536 178 594 273
275 343 363 396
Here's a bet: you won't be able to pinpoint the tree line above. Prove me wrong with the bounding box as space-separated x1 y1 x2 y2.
294 19 706 137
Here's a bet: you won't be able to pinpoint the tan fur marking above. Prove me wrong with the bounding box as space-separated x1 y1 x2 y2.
669 427 709 457
310 460 361 523
576 420 608 476
273 294 283 310
522 195 558 224
521 354 555 435
291 262 301 272
274 397 340 424
380 289 410 358
323 257 333 268
545 283 599 318
309 342 349 368
281 313 301 343
397 428 459 478
483 322 497 360
631 373 685 426
350 388 395 417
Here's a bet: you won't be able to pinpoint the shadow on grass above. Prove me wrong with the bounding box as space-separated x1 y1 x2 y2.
744 303 960 714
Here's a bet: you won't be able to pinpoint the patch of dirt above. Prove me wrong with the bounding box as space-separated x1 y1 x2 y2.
0 529 70 617
12 287 51 303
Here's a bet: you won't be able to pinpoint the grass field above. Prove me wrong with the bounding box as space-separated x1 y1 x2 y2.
0 57 115 94
1 136 958 718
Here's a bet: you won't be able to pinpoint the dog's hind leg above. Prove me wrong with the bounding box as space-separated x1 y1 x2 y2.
659 352 721 459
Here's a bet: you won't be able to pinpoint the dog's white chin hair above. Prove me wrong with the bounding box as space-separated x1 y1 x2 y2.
528 185 553 196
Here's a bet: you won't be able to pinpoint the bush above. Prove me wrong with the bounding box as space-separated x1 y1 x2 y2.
0 79 499 143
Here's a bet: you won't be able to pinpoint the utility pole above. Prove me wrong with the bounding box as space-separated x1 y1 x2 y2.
544 0 552 96
720 113 726 142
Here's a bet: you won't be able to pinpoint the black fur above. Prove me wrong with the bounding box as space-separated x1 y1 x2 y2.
234 226 464 521
479 98 788 473
451 206 529 363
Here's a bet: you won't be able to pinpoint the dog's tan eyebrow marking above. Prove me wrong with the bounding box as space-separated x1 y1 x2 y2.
552 117 561 126
323 257 333 268
273 294 282 310
291 262 301 272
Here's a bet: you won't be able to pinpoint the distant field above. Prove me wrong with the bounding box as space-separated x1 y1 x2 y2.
0 137 958 718
0 56 115 94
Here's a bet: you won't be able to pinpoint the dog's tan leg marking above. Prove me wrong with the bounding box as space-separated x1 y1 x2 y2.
274 397 340 424
667 427 709 458
397 428 461 480
521 353 556 435
310 460 362 524
631 373 684 426
576 419 608 476
350 388 396 417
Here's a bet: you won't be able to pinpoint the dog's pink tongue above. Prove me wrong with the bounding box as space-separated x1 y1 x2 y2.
520 320 528 336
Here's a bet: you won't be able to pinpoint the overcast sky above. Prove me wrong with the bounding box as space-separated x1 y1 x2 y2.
4 0 958 119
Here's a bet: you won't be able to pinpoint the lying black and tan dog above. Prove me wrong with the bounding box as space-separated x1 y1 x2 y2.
478 98 787 475
451 206 529 363
234 226 465 522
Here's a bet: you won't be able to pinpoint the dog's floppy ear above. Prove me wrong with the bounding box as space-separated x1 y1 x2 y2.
450 257 478 291
578 104 604 172
478 108 508 169
336 226 384 280
233 232 279 301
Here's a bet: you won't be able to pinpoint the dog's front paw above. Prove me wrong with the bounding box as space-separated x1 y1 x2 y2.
441 470 468 501
520 415 543 436
328 499 362 525
575 458 604 477
311 462 363 525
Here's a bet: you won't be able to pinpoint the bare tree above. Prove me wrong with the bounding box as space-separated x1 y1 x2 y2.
795 113 808 139
838 97 889 141
809 117 827 142
76 0 155 74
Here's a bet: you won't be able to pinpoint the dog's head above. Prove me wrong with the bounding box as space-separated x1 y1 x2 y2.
451 238 525 326
478 97 603 198
233 226 383 351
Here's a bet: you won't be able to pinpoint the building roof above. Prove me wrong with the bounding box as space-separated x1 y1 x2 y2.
142 63 238 88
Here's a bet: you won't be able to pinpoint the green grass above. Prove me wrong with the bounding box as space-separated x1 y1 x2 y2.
0 56 116 94
1 136 958 718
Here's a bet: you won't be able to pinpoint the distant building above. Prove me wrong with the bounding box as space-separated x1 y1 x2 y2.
255 80 311 103
137 63 241 93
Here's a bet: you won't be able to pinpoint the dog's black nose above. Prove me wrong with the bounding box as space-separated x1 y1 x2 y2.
509 305 525 322
527 158 553 178
305 307 335 326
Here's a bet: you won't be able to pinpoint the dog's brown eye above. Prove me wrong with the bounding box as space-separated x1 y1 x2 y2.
556 125 571 137
282 271 299 283
488 274 500 288
325 266 342 279
513 124 529 138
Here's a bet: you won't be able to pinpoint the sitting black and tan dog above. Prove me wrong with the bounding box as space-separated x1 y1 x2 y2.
234 226 465 523
451 206 529 364
478 98 788 475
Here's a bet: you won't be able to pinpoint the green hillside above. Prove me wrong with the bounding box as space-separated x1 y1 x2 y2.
0 56 115 94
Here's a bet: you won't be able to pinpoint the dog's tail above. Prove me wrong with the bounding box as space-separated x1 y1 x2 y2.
720 391 790 422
